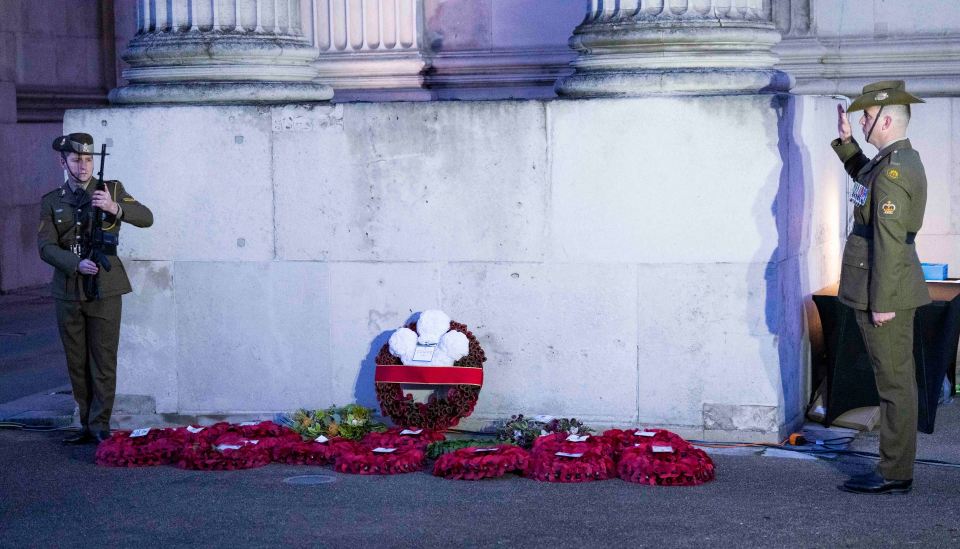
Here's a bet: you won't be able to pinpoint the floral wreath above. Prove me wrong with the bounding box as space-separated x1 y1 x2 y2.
605 429 715 486
433 445 530 480
375 320 486 430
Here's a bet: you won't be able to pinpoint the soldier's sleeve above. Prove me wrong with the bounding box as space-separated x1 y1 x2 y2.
869 172 911 313
109 180 153 228
37 196 81 274
830 138 870 180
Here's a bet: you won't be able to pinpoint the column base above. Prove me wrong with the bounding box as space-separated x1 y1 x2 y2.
109 82 333 105
557 69 793 98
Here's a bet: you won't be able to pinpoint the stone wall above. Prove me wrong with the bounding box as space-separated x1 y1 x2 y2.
66 94 845 441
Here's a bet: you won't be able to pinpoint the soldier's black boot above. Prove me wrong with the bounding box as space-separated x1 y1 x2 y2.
62 430 95 445
839 472 912 494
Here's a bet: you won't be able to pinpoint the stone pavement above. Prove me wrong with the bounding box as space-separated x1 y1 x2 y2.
2 289 960 547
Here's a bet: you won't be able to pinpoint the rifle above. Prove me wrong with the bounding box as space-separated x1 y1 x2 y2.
81 144 118 301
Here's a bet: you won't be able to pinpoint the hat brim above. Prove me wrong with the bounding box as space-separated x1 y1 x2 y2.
847 90 925 113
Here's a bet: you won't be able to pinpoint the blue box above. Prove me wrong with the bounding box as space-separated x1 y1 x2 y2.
921 263 948 280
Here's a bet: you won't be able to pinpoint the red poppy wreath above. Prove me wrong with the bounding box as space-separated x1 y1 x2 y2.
374 310 486 431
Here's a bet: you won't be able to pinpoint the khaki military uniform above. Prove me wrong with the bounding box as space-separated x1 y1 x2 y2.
832 137 930 480
38 178 153 434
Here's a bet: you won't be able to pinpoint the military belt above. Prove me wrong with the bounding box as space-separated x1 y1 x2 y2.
851 223 916 244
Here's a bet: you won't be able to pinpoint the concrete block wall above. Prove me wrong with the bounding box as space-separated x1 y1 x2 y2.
67 94 845 441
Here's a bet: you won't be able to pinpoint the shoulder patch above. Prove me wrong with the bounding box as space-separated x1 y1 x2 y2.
122 197 136 202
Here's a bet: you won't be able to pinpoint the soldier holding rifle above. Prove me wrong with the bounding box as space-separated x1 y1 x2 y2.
38 133 153 444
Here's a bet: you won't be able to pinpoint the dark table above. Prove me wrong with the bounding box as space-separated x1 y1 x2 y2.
810 281 960 433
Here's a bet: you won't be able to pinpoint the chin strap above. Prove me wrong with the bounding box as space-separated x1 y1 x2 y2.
865 105 885 145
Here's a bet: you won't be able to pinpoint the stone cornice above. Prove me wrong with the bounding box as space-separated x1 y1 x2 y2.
426 47 576 91
776 34 960 96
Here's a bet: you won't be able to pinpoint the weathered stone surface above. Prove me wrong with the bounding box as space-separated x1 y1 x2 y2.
703 403 780 433
116 261 178 413
548 95 785 264
174 261 333 413
439 262 639 423
64 106 275 262
274 101 550 262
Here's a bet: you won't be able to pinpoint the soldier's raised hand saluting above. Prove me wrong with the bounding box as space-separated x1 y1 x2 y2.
837 103 852 144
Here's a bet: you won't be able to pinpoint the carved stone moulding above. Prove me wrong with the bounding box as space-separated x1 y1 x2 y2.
776 35 960 98
557 0 792 97
427 48 576 100
111 0 332 104
108 81 333 104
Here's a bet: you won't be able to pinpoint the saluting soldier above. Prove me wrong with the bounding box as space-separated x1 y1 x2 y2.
38 133 153 444
832 81 930 494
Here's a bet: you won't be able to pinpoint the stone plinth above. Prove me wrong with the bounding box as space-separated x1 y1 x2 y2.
66 94 845 441
557 0 791 97
110 0 331 104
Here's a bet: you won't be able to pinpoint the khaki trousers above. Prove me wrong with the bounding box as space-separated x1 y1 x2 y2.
55 296 122 433
854 308 918 480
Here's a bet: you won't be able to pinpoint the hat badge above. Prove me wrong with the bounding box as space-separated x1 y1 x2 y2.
81 143 92 153
874 91 889 101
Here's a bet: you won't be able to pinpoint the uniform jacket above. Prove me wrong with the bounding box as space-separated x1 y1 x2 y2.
831 138 930 312
38 178 153 301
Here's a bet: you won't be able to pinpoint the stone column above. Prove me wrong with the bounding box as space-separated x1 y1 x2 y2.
312 0 429 101
557 0 792 97
110 0 332 104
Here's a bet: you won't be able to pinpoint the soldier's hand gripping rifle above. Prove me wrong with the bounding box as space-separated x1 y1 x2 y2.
81 144 118 301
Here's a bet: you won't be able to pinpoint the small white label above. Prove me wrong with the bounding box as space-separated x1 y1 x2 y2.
248 440 259 445
186 426 205 434
314 435 329 444
634 431 657 437
555 452 584 458
412 344 436 362
473 447 499 453
652 445 674 453
566 434 590 443
400 429 423 436
239 421 259 426
215 444 243 451
130 428 150 438
373 447 397 453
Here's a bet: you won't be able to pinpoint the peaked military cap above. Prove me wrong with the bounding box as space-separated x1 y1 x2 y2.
847 80 925 113
52 133 107 155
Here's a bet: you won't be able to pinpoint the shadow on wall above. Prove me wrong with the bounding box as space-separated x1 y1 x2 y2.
353 312 419 408
760 94 813 429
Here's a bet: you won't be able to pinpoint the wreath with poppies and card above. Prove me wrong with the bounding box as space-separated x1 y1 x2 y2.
374 310 485 431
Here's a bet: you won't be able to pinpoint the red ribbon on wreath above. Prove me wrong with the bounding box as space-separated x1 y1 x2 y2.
375 320 485 431
433 445 529 480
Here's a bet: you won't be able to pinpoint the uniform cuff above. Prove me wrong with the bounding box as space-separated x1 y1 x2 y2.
831 138 861 162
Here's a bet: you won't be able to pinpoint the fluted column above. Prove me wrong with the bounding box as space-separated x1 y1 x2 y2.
312 0 430 101
110 0 332 104
557 0 792 97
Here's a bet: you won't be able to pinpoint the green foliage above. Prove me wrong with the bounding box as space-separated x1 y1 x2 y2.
288 405 386 441
495 414 594 449
425 439 511 460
